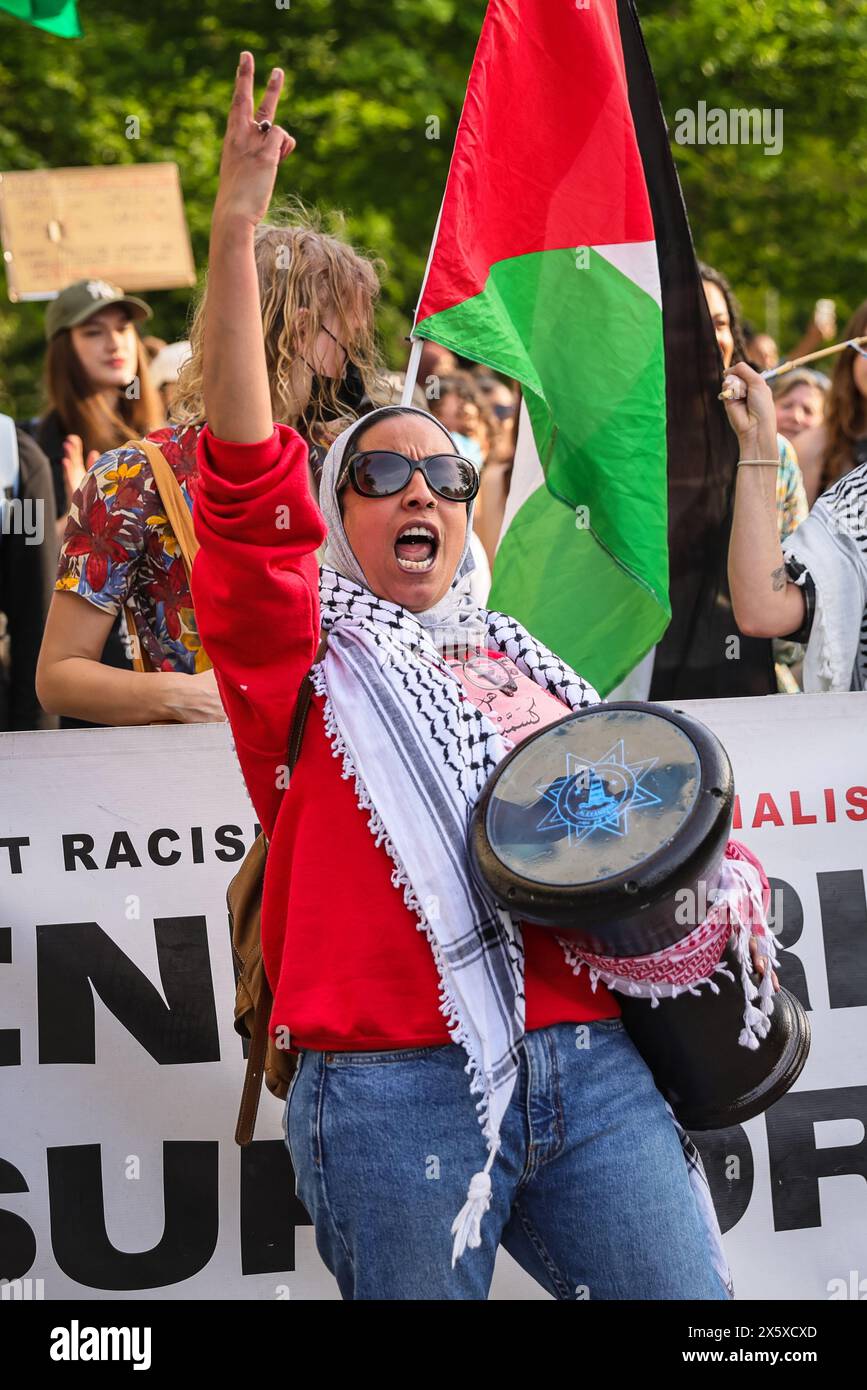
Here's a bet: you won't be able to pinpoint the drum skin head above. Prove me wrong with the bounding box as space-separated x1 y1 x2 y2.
469 702 734 956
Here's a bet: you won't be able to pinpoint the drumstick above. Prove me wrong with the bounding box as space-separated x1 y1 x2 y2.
718 334 867 400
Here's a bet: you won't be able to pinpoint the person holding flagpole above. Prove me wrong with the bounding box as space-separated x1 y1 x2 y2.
727 360 867 692
190 53 741 1302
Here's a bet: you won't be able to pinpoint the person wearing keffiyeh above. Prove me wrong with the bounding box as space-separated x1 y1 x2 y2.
191 52 764 1301
728 359 867 691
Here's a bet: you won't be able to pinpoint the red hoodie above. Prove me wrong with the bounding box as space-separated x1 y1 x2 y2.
191 423 619 1052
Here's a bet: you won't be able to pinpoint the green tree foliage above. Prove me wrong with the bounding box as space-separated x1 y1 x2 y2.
1 0 865 416
641 0 867 346
0 0 484 414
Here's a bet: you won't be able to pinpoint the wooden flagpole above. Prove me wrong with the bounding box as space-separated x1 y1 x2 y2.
719 335 867 399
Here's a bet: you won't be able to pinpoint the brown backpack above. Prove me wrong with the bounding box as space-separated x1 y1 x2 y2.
229 634 327 1146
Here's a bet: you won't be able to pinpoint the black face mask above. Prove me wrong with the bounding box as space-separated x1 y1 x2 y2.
305 361 368 423
302 365 370 481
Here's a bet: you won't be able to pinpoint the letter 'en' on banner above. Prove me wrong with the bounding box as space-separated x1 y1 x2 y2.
0 699 866 1298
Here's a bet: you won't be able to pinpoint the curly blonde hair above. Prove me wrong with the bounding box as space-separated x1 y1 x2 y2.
172 200 387 440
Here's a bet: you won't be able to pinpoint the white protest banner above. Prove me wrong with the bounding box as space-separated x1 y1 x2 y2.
1 693 865 1300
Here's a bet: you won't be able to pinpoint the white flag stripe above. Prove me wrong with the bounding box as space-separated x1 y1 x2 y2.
592 239 662 308
496 396 543 551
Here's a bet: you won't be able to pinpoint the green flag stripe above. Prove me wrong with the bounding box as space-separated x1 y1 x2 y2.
489 479 668 695
417 245 668 687
0 0 81 37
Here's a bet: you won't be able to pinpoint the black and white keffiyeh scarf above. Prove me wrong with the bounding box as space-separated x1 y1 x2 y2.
783 459 867 691
312 406 731 1288
311 567 598 1263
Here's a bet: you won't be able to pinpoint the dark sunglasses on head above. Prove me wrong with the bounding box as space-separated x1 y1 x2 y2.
345 449 479 502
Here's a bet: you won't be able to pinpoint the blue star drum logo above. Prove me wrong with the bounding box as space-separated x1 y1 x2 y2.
536 740 661 844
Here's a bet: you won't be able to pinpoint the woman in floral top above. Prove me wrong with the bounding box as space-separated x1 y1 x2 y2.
56 424 208 676
36 205 385 726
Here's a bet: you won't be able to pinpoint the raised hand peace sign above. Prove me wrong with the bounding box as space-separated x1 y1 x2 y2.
214 51 296 229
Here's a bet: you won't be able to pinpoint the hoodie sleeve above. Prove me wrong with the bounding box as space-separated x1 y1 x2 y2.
192 422 327 835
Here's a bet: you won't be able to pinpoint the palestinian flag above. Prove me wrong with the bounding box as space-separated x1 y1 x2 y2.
0 0 81 37
413 0 666 695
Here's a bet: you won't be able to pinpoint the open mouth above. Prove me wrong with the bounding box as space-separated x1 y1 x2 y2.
394 523 439 573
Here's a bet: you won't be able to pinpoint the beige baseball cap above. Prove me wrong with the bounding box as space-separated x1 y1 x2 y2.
45 278 152 341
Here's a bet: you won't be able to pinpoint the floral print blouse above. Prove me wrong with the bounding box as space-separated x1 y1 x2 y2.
776 434 809 541
56 424 208 674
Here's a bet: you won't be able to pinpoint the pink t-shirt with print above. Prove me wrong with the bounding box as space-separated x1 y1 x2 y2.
444 648 570 746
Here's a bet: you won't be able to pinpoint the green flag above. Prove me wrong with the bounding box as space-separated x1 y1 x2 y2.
0 0 81 38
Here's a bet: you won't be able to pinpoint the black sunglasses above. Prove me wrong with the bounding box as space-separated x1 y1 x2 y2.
345 449 479 502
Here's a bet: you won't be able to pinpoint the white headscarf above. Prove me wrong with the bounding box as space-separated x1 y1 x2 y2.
317 404 480 629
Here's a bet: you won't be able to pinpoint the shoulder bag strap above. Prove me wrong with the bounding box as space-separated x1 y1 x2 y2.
131 438 200 578
285 633 328 778
236 630 329 1146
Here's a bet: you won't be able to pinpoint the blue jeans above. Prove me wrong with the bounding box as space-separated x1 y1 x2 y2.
283 1019 731 1301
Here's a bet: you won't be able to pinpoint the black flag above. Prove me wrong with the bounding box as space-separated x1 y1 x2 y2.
618 0 776 699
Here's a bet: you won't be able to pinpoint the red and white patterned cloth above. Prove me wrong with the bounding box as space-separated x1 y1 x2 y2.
560 839 780 1051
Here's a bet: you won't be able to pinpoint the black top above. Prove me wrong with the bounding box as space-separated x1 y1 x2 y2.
17 410 133 729
19 409 67 520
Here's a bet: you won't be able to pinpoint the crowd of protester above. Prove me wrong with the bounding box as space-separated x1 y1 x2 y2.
1 206 866 733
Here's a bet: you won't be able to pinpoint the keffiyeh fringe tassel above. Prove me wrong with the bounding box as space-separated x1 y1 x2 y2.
558 854 780 1051
310 657 501 1262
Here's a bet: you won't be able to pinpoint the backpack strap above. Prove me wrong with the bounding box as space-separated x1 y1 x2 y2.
121 436 210 673
236 631 329 1146
284 638 325 790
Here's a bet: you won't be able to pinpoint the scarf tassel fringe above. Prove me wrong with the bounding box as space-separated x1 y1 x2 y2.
311 662 499 1150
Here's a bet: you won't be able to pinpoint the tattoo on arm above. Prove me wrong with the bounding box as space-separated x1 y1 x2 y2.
771 565 787 592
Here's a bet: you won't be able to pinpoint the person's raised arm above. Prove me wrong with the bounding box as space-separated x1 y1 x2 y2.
192 54 326 835
205 52 294 443
726 362 806 639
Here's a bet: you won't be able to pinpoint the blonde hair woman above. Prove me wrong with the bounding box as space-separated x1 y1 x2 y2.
37 207 383 727
173 205 383 457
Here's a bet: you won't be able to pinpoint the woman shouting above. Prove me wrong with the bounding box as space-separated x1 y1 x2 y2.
192 52 733 1301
